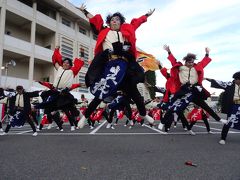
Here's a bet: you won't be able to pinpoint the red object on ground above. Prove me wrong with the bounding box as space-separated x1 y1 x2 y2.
185 161 197 167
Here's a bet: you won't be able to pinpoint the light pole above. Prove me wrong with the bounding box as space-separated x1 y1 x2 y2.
1 60 16 88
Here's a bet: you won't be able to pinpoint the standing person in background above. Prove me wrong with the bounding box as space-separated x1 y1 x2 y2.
1 86 39 136
205 71 240 145
77 4 155 128
188 105 213 134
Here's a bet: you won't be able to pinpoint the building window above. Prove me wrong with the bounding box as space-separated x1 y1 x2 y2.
17 0 33 7
61 37 73 59
79 26 87 35
62 18 71 27
79 44 89 68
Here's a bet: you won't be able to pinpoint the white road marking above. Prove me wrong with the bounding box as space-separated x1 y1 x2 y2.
142 124 167 134
89 120 107 134
193 124 236 133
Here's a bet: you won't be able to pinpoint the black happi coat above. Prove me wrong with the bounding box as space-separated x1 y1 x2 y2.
208 79 236 114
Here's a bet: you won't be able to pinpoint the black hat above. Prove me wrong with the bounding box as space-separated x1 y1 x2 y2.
233 71 240 79
183 53 197 62
63 58 73 66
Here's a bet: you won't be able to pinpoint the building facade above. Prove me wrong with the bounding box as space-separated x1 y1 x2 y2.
0 0 154 101
0 0 96 96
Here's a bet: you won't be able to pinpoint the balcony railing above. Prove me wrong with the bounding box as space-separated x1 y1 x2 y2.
4 35 31 56
7 0 34 18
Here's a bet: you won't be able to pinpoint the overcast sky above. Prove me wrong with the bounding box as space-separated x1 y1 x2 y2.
68 0 240 95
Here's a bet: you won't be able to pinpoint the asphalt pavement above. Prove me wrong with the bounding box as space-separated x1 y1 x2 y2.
0 115 240 180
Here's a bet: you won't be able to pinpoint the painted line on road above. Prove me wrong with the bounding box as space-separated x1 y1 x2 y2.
193 124 236 133
89 120 107 134
4 131 240 136
142 124 167 134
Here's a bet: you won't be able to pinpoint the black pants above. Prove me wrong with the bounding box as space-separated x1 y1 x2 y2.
121 83 146 117
5 111 36 133
62 106 78 127
163 86 220 131
221 123 231 140
192 96 220 121
47 112 63 130
221 111 233 140
84 97 101 118
164 111 190 131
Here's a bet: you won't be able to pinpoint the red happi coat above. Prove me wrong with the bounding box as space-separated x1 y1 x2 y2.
187 108 210 122
79 107 87 116
167 53 212 92
90 108 104 121
61 113 69 122
89 14 148 58
160 67 178 102
41 114 50 125
152 109 161 121
52 48 84 76
117 110 124 119
131 109 142 122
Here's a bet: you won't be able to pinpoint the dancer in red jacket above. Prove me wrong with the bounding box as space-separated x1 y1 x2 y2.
77 4 155 128
37 47 84 131
160 45 227 132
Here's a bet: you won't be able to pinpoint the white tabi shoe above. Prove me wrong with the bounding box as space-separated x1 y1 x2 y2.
188 130 196 136
32 132 38 136
106 123 112 129
47 123 53 129
142 115 154 124
0 132 7 136
77 116 86 129
129 120 134 126
71 126 75 131
219 139 226 145
158 122 164 130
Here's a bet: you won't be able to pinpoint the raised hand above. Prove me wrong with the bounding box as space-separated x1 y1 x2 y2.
146 8 155 17
79 3 87 12
163 44 171 53
205 47 210 54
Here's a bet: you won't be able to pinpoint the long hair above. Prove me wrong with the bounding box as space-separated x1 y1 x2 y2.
106 12 126 25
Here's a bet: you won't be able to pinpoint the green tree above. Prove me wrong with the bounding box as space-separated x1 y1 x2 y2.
145 70 156 99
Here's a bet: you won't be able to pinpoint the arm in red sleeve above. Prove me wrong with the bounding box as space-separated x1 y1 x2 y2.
52 48 63 67
167 53 178 66
130 15 147 31
38 81 54 90
197 55 212 69
69 83 81 91
71 58 84 77
89 14 104 33
160 67 169 79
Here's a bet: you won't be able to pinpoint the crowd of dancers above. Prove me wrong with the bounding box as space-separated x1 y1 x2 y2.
0 4 239 145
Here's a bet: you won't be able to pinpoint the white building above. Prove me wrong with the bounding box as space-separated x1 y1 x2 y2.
0 0 97 99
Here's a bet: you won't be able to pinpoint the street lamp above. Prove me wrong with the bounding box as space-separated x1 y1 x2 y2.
2 60 16 88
